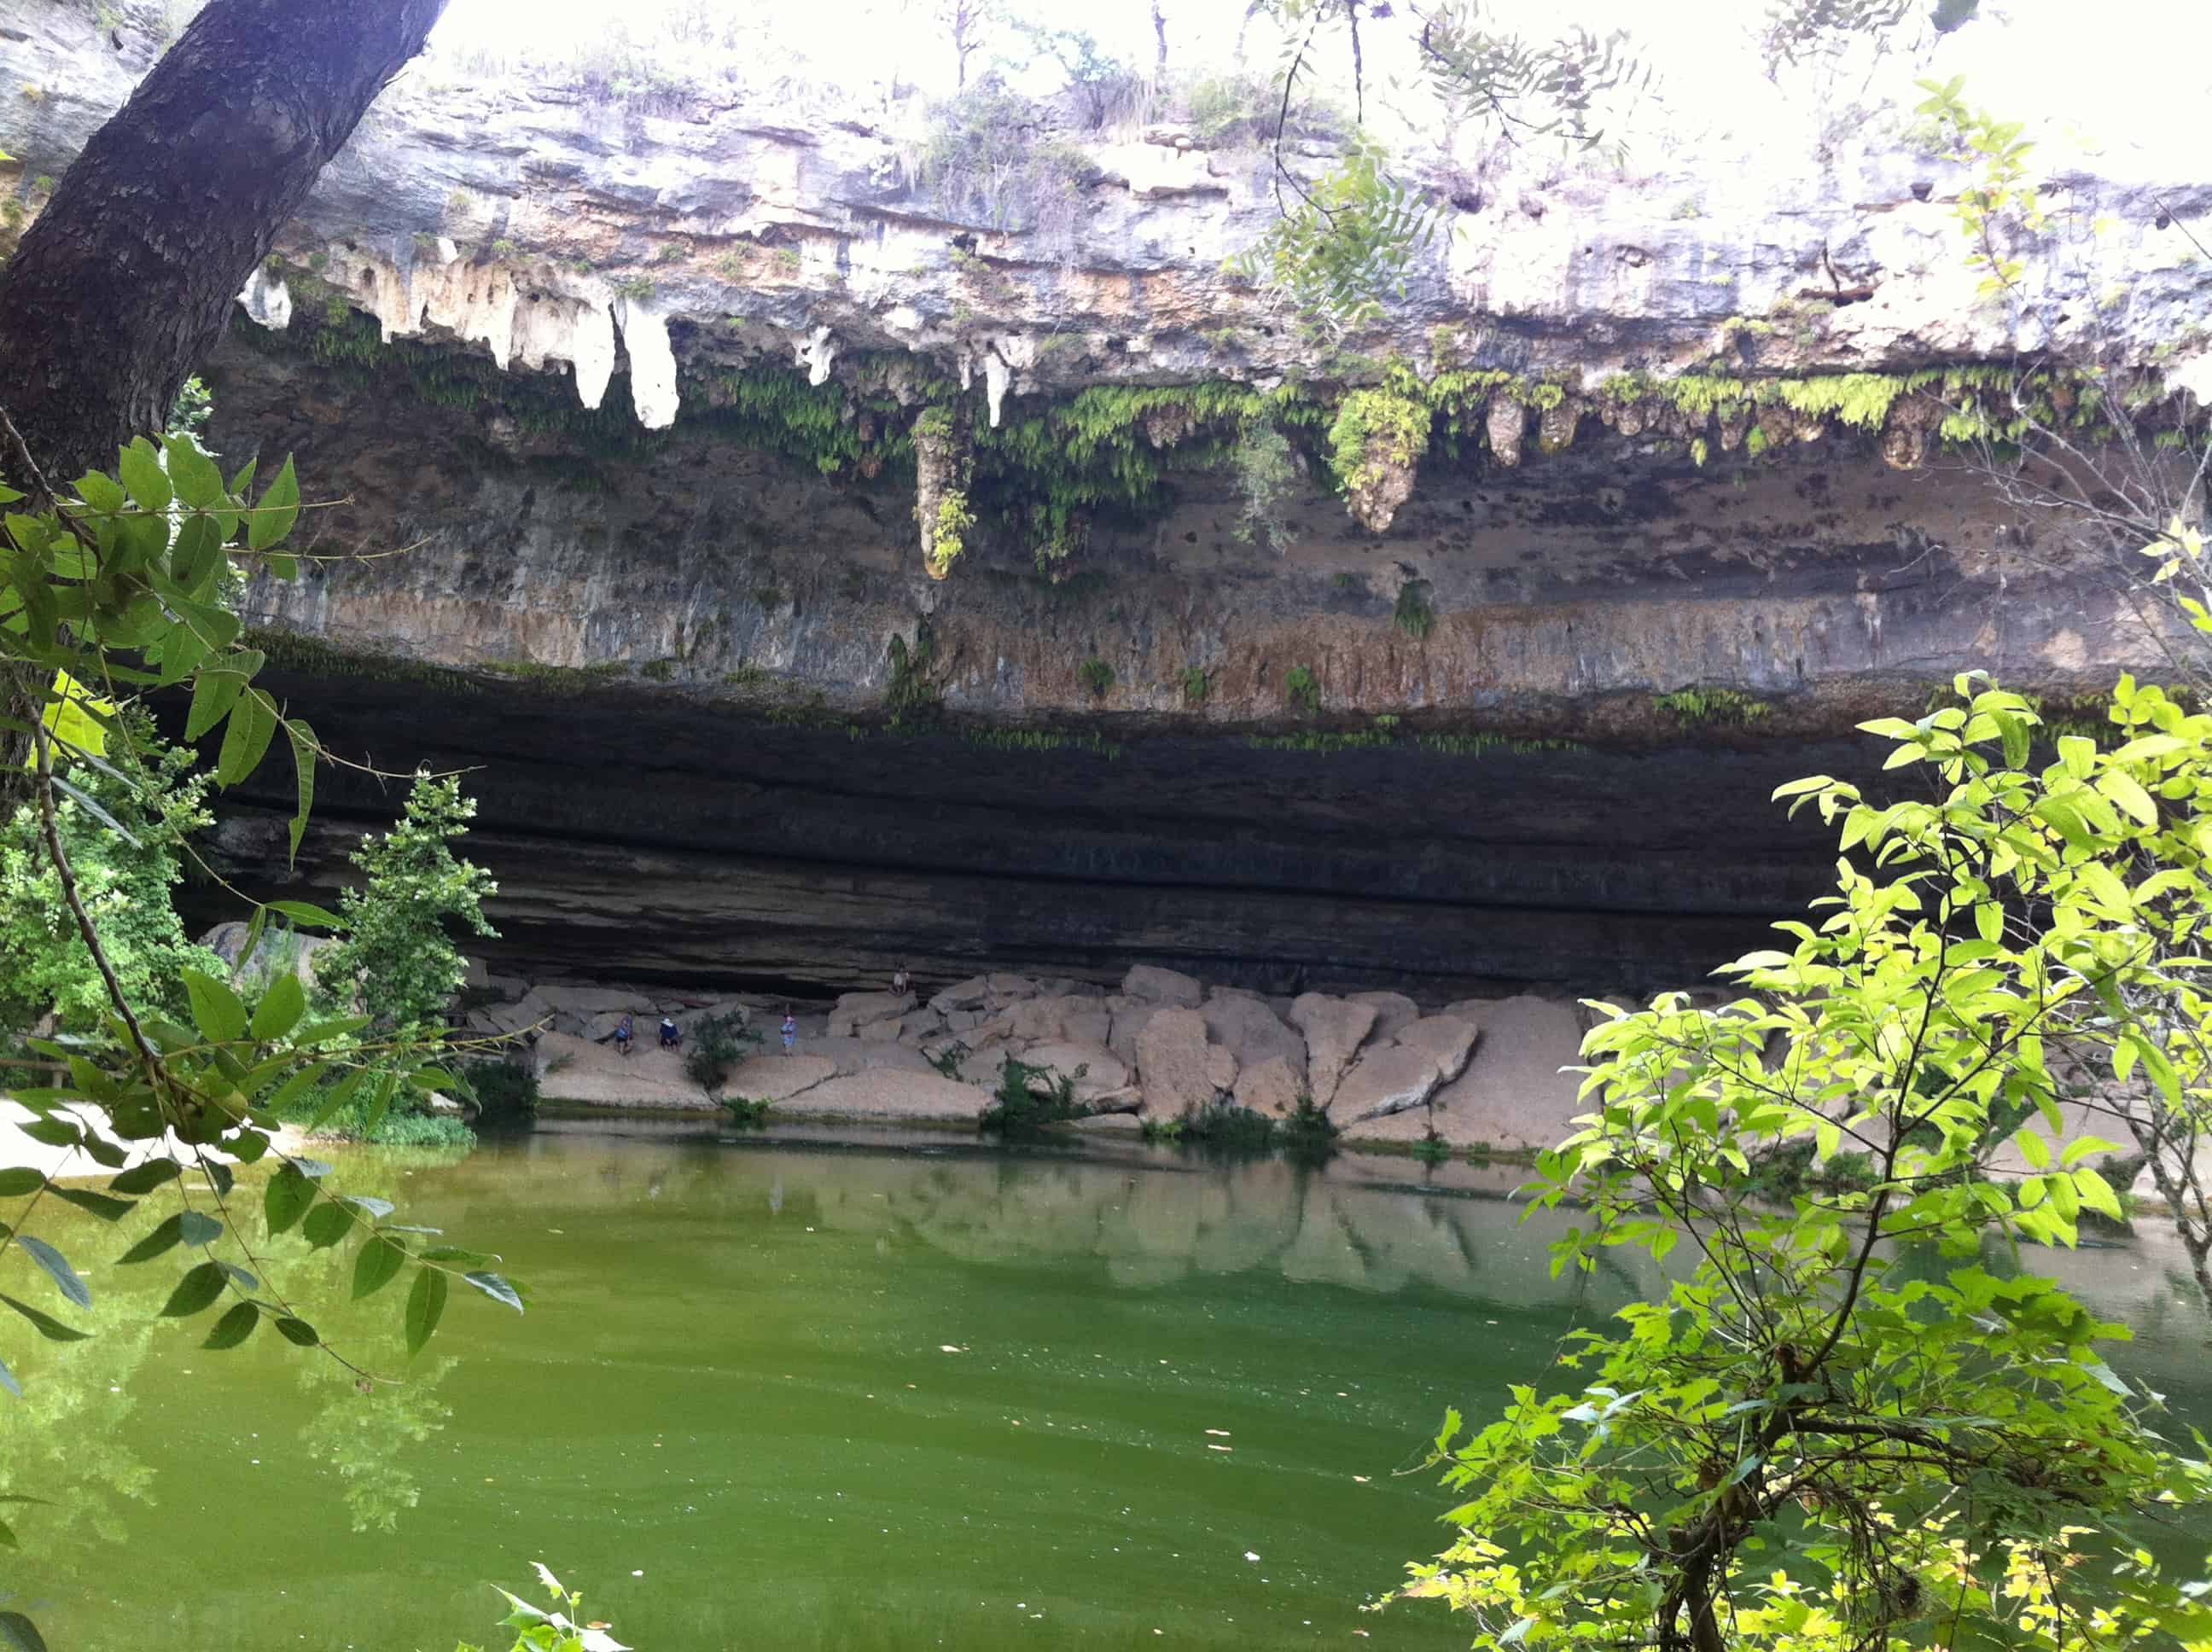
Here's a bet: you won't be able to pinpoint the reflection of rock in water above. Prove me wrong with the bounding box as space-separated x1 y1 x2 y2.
795 1151 1653 1310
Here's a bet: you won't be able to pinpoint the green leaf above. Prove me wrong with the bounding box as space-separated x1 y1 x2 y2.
271 901 346 930
16 1236 90 1310
48 1187 132 1223
2074 1166 2124 1221
272 1316 320 1347
260 1062 329 1114
363 1069 397 1137
201 1301 259 1351
263 1163 315 1236
108 1159 180 1195
160 1262 227 1318
284 718 317 866
352 1235 409 1300
0 1293 89 1342
2016 1126 2052 1170
178 1211 224 1247
72 469 126 514
301 1200 354 1250
0 1609 49 1652
250 973 306 1041
215 685 279 788
183 661 248 742
0 1169 44 1197
162 433 224 509
462 1270 526 1313
247 455 300 550
304 1067 367 1131
182 967 249 1044
116 439 172 514
2098 766 2159 827
117 1213 187 1265
405 1266 448 1356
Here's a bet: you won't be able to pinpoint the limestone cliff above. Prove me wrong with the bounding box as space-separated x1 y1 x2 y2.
0 2 2200 996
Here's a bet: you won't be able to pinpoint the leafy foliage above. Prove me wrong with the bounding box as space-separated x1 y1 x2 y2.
1230 420 1297 553
1393 580 1435 641
908 85 1089 247
0 432 523 1636
1759 0 1913 75
1392 674 2212 1649
315 771 498 1036
1915 75 2045 296
885 623 942 726
1415 3 1650 153
0 709 218 1030
1654 686 1773 726
979 1055 1084 1132
720 1094 771 1126
1231 135 1438 340
1284 664 1321 715
457 1562 627 1652
684 1010 760 1095
1009 21 1143 129
1077 655 1115 697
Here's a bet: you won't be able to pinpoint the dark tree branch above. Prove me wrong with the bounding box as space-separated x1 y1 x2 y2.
0 0 450 486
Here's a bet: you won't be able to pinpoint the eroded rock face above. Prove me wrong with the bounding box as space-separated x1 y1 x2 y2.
12 4 2193 1007
8 2 2206 430
1134 1007 1237 1116
1291 996 1379 1107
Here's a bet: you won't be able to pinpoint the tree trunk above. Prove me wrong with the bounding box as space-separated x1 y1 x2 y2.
0 0 448 487
1151 0 1169 76
0 0 446 794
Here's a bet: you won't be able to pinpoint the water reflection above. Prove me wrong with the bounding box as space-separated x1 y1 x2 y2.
297 1354 455 1533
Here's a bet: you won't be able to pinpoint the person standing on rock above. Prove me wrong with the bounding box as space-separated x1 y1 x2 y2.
782 1009 799 1056
614 1014 634 1057
891 965 911 998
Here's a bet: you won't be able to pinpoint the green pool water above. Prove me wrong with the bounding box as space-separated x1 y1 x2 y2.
7 1120 2210 1650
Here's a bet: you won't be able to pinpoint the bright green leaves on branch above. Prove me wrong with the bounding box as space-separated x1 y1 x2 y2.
1231 136 1437 341
1391 671 2212 1651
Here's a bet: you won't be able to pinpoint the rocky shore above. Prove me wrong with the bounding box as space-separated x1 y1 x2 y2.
468 963 1593 1154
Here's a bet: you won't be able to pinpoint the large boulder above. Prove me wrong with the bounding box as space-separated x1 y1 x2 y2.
1427 996 1588 1150
1201 990 1306 1079
1234 1054 1305 1117
1348 990 1421 1044
1019 1040 1129 1102
719 1054 837 1102
1121 963 1205 1007
479 989 556 1038
1289 994 1377 1105
1331 1044 1449 1124
829 991 915 1037
799 1036 938 1078
783 1068 995 1120
1001 992 1108 1045
928 975 992 1015
1106 997 1161 1067
536 983 656 1015
1391 1015 1481 1085
986 973 1042 1001
1134 1007 1237 1114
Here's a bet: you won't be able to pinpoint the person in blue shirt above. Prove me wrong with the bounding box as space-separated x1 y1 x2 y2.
614 1014 634 1056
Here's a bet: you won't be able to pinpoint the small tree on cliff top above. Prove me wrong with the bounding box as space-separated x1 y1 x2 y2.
1394 674 2212 1650
317 771 498 1036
